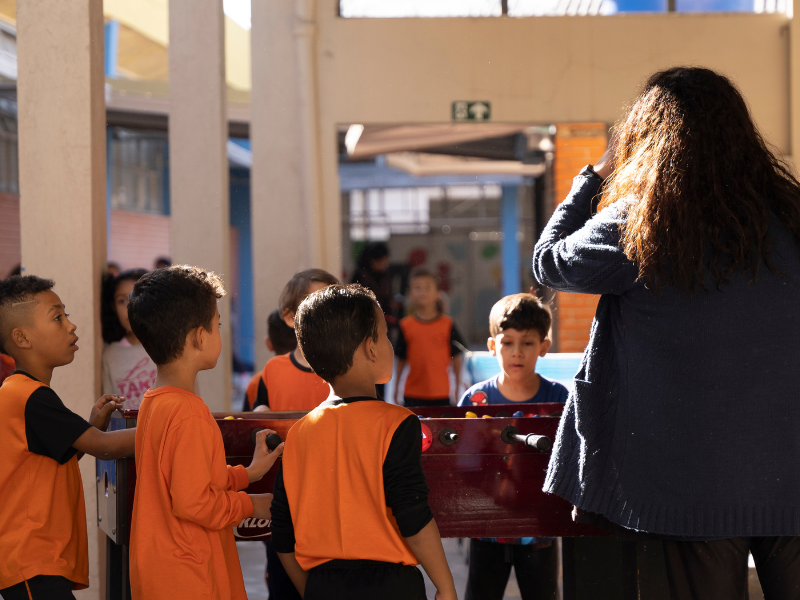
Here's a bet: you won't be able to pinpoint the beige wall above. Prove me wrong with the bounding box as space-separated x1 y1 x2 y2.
16 1 107 597
308 3 792 278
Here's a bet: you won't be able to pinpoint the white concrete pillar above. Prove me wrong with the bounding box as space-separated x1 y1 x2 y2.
168 0 231 411
250 0 312 371
16 1 106 597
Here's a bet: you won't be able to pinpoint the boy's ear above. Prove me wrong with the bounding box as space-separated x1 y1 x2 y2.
282 309 295 329
363 334 377 362
487 337 496 355
10 327 31 350
189 326 204 352
539 338 552 357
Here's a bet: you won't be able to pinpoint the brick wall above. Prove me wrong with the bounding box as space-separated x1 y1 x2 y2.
552 123 607 353
108 209 171 271
0 192 20 278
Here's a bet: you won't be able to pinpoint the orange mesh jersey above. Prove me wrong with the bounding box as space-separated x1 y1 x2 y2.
251 352 330 412
396 314 463 399
282 401 419 570
130 387 254 600
0 375 88 590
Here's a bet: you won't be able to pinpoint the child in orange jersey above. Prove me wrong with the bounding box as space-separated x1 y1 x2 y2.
0 275 135 600
242 309 297 411
251 268 339 413
126 266 284 600
272 284 457 600
395 268 465 407
251 270 338 600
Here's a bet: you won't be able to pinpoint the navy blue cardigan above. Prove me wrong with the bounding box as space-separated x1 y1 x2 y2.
533 172 800 538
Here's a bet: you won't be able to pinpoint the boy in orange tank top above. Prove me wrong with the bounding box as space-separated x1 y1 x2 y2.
126 266 284 600
251 269 338 413
250 270 338 600
395 269 465 408
271 284 457 600
242 309 297 411
0 276 136 600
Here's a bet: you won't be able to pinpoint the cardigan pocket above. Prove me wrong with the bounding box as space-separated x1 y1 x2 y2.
572 378 616 498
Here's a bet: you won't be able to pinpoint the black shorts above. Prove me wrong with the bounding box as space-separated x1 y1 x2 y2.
305 559 427 600
0 576 76 600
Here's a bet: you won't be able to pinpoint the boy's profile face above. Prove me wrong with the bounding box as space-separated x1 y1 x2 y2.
12 290 79 367
409 276 439 311
488 328 550 381
373 306 395 384
196 305 222 370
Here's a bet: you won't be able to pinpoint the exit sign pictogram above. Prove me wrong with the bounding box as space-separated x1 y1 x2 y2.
452 101 491 122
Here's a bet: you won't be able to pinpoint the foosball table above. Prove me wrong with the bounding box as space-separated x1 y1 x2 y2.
97 403 670 600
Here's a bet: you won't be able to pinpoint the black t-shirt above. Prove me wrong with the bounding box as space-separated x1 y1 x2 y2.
16 371 92 464
271 403 433 553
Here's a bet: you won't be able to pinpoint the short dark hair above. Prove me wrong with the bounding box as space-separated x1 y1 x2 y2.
409 267 438 286
0 275 55 355
128 265 225 365
489 293 551 340
295 284 379 383
101 268 148 344
279 268 340 317
267 309 297 356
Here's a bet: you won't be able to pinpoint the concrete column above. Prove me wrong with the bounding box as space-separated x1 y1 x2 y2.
792 0 800 164
16 1 107 598
168 0 231 411
501 185 521 296
250 0 310 371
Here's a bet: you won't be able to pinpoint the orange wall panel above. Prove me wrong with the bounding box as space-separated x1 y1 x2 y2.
552 123 607 353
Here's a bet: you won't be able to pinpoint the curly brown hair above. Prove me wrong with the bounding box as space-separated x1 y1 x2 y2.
599 67 800 292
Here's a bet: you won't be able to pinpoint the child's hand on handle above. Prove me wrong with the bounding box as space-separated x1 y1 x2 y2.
89 394 125 431
247 429 284 483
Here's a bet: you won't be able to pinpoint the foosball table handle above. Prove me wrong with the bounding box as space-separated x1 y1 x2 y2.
501 425 552 452
250 429 283 450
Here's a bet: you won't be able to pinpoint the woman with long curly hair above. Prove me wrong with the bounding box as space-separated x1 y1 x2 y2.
534 67 800 599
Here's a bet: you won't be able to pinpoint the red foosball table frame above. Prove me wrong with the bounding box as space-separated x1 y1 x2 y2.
97 404 670 600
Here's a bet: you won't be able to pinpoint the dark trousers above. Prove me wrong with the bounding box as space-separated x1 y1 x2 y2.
265 539 302 600
465 539 557 600
404 397 450 408
1 576 76 600
664 537 800 600
305 559 427 600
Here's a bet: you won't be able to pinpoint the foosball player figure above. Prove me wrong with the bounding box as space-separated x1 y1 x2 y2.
271 284 457 600
125 266 283 600
458 293 567 600
394 268 466 408
249 269 339 600
0 276 136 600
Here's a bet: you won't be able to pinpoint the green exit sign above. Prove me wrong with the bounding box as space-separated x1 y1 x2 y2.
452 101 491 122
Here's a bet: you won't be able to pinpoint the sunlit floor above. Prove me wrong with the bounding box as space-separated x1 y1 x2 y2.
238 538 522 599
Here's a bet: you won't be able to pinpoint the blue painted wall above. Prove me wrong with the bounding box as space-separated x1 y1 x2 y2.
616 0 754 10
229 162 255 370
